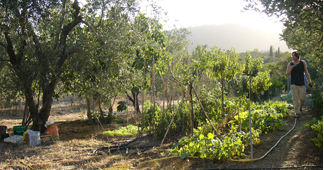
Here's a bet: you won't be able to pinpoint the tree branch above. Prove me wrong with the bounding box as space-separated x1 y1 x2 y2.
0 42 6 48
126 91 135 103
15 6 27 65
55 0 67 48
55 1 83 78
0 58 10 62
60 0 82 45
4 30 18 65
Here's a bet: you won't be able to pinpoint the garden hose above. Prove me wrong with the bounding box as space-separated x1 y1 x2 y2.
231 117 297 162
104 117 298 169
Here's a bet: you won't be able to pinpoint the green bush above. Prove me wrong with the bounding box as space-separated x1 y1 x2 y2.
304 117 323 149
196 87 222 121
312 90 323 117
141 100 191 139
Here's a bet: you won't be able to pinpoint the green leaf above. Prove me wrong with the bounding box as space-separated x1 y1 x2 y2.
199 134 205 140
207 133 214 140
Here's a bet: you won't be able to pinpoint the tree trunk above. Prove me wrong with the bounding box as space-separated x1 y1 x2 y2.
98 98 106 122
162 74 170 110
196 68 199 97
29 79 56 133
126 91 140 114
160 73 167 123
86 97 94 125
181 81 185 133
22 101 29 126
169 60 173 110
221 77 224 114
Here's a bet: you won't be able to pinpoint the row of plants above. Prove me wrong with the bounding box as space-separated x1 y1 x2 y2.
102 87 322 157
140 87 233 139
229 101 290 134
172 128 250 161
172 100 290 161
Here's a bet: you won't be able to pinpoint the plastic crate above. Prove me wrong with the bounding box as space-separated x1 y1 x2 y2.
13 125 26 136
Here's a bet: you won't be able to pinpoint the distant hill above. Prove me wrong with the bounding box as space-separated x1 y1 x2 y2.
186 24 290 53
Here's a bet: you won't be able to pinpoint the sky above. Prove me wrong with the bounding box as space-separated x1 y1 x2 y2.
79 0 284 32
79 0 288 51
142 0 285 32
140 0 289 51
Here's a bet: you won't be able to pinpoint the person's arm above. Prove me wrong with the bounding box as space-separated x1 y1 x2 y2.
286 62 295 77
302 60 312 84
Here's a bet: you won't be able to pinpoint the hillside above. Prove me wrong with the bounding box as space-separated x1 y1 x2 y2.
186 23 290 52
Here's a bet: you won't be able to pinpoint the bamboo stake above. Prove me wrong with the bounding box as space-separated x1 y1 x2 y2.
249 77 253 159
170 59 174 110
142 57 146 114
152 55 155 106
159 96 184 150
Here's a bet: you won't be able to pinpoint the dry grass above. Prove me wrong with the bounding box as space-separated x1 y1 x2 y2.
1 138 131 169
0 96 180 170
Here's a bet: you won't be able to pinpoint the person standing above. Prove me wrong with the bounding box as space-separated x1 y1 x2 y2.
286 51 312 118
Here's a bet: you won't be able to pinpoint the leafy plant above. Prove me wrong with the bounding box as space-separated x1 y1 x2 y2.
117 101 127 112
102 124 140 137
229 101 288 134
172 127 252 161
141 100 191 139
304 117 323 149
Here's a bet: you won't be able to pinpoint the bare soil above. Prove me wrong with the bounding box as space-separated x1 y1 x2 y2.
0 95 322 170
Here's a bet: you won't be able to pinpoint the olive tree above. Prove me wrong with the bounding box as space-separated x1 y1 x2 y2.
0 0 141 132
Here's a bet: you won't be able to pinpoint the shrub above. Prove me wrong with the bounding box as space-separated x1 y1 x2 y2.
141 100 191 139
312 90 323 117
304 117 323 149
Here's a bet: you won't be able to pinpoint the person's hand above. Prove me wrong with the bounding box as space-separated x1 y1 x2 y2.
308 83 313 88
289 64 296 70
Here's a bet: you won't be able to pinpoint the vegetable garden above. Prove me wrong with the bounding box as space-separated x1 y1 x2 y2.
0 0 322 169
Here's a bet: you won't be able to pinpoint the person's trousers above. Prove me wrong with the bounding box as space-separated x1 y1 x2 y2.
290 85 306 114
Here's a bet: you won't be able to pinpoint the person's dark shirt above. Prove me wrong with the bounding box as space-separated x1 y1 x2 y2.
290 61 305 86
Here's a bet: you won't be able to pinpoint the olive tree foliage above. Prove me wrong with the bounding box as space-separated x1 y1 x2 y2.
59 0 141 124
244 0 323 75
127 14 168 114
0 0 142 132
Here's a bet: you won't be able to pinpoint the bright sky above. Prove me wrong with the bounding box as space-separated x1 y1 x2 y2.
145 0 284 32
79 0 284 32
